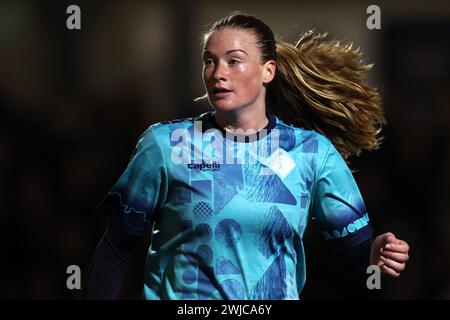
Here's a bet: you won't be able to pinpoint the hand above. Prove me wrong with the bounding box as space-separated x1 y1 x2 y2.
370 232 410 277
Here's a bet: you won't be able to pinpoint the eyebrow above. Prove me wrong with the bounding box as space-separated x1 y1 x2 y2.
203 49 248 57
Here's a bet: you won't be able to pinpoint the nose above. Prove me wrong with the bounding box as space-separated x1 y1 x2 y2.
212 62 227 81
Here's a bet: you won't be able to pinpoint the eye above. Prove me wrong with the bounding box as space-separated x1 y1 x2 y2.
228 59 240 65
203 59 214 66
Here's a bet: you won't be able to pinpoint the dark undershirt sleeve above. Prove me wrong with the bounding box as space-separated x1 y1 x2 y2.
339 237 382 298
83 126 166 299
342 238 372 284
82 217 143 300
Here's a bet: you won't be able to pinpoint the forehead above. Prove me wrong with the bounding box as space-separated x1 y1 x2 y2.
204 27 259 54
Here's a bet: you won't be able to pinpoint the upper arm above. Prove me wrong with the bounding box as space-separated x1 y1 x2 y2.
309 141 373 251
96 126 167 237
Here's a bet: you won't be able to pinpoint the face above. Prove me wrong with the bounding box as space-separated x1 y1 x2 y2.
202 27 275 113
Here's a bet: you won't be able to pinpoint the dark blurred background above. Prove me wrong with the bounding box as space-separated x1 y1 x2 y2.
1 0 449 299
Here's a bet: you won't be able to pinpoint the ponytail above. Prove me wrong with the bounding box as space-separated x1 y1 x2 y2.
267 32 386 160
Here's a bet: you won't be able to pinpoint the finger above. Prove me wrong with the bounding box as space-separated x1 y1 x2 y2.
380 255 405 272
394 239 410 251
384 232 396 244
385 243 409 253
381 250 409 263
381 264 400 277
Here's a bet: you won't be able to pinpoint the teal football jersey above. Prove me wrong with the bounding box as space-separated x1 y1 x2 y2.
98 111 372 299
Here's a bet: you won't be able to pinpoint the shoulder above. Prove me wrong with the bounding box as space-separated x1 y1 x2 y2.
274 116 334 156
139 114 203 140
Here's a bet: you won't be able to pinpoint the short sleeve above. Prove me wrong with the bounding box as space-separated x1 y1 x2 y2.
97 126 167 236
310 142 373 251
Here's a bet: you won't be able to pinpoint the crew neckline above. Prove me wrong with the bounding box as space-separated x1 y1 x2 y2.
204 111 277 143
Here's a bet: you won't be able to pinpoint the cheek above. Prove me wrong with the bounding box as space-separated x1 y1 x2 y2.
202 68 210 82
236 66 263 93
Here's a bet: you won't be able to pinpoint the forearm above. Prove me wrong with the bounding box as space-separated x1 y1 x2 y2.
340 238 384 298
83 218 142 299
343 238 372 286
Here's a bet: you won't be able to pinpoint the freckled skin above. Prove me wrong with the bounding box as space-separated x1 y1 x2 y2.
202 28 271 114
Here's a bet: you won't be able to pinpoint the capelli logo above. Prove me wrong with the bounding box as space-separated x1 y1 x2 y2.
187 162 220 171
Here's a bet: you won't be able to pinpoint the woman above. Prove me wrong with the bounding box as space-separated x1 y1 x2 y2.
84 13 409 300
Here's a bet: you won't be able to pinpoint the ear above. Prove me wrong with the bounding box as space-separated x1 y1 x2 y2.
262 60 276 84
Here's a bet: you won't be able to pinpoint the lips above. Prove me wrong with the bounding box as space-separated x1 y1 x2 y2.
212 87 232 98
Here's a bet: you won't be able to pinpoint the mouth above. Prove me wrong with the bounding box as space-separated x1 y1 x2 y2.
212 87 233 98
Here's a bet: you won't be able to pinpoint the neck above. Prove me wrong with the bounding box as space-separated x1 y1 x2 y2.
214 107 268 134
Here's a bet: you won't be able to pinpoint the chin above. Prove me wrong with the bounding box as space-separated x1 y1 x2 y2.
209 100 240 112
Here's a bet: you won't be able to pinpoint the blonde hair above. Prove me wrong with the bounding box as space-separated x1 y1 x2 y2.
268 32 386 160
